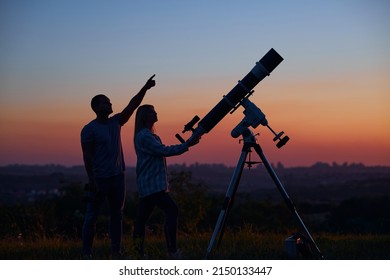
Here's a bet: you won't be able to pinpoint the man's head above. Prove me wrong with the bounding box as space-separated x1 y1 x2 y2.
91 94 113 117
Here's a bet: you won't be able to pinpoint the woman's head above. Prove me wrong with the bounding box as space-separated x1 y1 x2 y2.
134 104 157 143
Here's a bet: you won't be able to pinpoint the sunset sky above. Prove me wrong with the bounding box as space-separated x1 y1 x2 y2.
1 0 389 167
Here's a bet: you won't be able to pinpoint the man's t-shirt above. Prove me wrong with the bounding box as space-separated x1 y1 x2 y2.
81 114 125 178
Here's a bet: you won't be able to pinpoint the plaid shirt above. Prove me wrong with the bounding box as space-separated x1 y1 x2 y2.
135 128 189 197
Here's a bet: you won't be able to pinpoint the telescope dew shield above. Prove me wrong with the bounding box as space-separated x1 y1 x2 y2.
197 48 283 134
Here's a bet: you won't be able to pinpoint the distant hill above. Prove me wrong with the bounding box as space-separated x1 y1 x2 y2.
1 162 389 205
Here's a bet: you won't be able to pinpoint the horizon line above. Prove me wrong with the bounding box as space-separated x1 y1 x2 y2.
1 161 389 169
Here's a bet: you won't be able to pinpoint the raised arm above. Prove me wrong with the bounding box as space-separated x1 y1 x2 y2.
119 74 156 125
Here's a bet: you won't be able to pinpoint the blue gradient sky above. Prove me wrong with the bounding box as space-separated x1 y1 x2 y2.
1 0 389 167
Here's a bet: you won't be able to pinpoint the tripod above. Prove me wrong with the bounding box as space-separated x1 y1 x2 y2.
205 127 323 259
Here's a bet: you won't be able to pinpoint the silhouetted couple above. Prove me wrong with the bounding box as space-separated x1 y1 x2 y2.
81 75 199 259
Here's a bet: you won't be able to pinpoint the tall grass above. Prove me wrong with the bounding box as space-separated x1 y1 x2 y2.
1 228 389 260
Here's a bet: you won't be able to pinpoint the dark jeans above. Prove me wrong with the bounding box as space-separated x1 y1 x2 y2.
133 191 178 254
82 173 125 255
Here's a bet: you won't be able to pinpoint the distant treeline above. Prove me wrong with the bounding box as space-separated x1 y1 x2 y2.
0 171 389 241
1 162 390 206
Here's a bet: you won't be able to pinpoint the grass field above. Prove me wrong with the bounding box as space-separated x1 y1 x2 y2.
1 229 389 260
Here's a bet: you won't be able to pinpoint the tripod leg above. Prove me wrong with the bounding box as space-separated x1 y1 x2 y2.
253 143 323 258
205 146 249 259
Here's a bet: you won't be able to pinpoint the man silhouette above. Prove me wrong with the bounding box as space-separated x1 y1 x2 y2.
81 75 155 259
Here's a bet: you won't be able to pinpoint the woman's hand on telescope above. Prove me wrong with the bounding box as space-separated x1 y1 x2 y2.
186 135 201 147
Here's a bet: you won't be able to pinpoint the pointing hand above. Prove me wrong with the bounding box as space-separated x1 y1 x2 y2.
145 74 156 89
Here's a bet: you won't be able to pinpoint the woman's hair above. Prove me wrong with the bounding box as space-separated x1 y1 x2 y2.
134 104 155 147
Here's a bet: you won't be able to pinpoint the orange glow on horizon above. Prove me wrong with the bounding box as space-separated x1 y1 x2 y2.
1 71 389 167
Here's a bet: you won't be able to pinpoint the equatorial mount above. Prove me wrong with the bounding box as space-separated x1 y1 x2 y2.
231 97 290 148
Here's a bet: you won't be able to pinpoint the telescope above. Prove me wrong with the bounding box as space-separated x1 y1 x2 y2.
175 49 323 258
176 48 284 144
